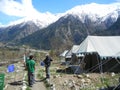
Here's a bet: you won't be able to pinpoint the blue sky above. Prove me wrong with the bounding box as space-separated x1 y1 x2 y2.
33 0 117 13
0 0 119 25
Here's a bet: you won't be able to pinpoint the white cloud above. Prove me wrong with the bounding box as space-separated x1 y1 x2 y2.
0 0 59 27
0 0 40 17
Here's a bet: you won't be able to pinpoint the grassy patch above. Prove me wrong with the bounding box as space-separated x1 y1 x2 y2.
37 69 45 79
26 86 31 90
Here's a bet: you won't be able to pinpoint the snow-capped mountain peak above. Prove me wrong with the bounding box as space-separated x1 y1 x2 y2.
1 3 120 28
2 11 60 28
65 3 120 22
66 3 120 16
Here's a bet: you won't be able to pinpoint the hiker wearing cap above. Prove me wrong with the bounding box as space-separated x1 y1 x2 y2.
43 54 53 79
26 54 35 87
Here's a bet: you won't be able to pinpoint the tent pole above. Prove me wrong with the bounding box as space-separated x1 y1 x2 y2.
100 58 103 74
74 53 86 74
97 54 102 73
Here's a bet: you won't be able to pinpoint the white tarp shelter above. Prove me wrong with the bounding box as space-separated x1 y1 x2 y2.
77 36 120 57
60 50 69 57
65 36 120 73
66 45 79 58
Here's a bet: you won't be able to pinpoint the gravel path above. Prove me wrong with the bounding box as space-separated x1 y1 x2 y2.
31 68 47 90
31 80 47 90
4 62 25 90
4 62 47 90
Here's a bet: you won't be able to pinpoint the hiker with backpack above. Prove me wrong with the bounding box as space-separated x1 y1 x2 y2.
43 54 53 79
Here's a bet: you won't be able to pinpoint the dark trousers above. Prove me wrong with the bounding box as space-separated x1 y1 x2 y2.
45 66 50 78
28 72 35 86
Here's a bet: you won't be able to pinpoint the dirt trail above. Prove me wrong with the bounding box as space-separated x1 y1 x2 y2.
4 62 47 90
31 80 46 90
4 62 25 90
31 68 47 90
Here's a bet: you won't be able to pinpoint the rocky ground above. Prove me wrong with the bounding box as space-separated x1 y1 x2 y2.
1 61 47 90
1 60 120 90
44 62 120 90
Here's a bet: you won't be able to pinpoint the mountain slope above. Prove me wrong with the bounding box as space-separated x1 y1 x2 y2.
0 21 40 43
0 3 120 49
109 17 120 30
19 15 87 49
94 17 120 35
18 15 105 50
106 17 120 35
19 14 120 50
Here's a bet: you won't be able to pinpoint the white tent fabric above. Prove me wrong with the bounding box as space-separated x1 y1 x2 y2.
77 36 120 57
60 50 69 57
66 45 79 58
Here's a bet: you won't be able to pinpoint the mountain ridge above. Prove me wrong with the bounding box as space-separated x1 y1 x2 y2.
1 3 120 28
0 3 120 50
18 14 120 50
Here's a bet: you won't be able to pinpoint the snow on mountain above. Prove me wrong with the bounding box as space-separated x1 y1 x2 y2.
1 3 120 28
65 3 120 23
1 12 60 28
101 10 119 22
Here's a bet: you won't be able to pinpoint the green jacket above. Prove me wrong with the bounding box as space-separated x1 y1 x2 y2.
26 59 35 73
